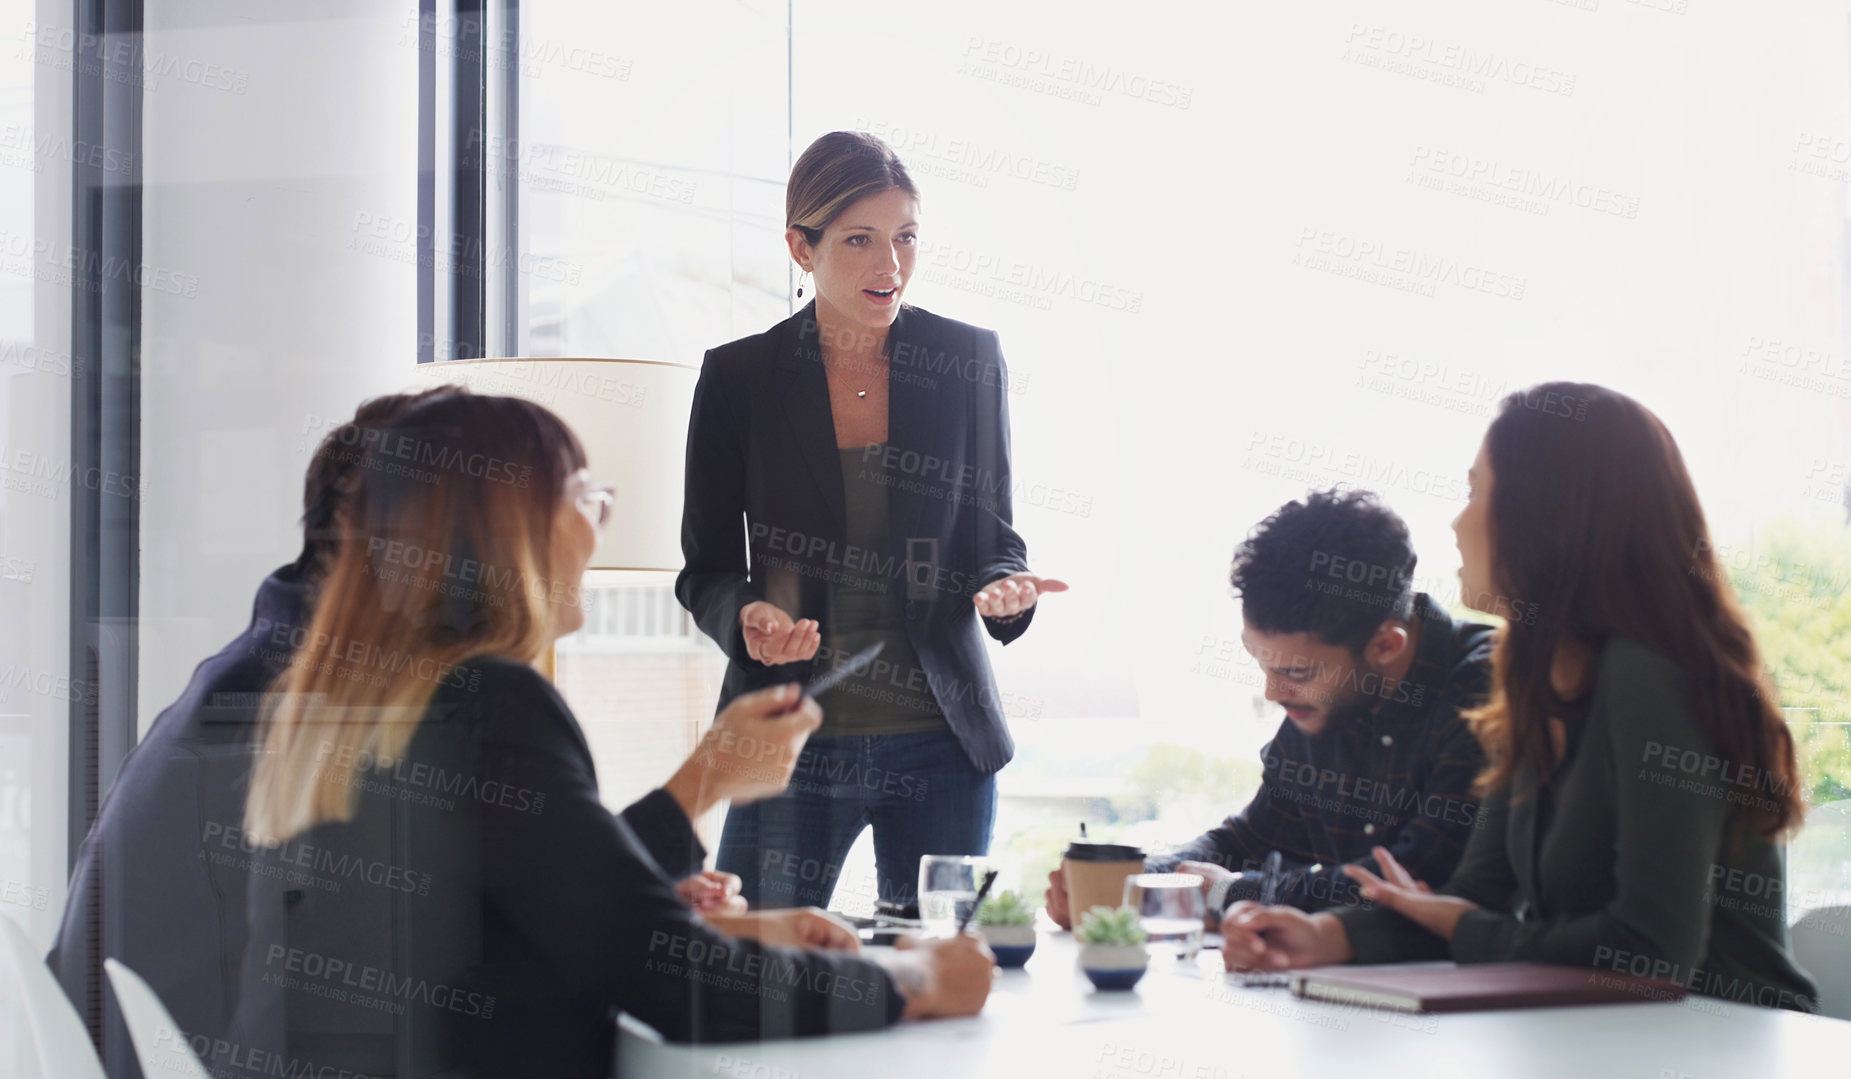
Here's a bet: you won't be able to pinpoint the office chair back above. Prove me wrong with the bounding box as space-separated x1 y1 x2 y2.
1784 799 1851 1020
104 958 212 1079
1789 905 1851 1020
0 913 106 1079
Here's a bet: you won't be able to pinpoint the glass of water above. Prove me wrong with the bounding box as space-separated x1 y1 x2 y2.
1123 873 1206 960
917 855 991 937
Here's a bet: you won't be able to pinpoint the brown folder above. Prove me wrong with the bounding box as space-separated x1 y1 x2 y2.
1289 961 1688 1013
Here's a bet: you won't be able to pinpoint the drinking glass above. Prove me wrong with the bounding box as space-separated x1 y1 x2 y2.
917 855 991 937
1124 873 1207 960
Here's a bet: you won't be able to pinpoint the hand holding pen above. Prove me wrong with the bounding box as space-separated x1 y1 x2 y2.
1239 852 1289 985
1219 852 1358 977
1257 850 1283 907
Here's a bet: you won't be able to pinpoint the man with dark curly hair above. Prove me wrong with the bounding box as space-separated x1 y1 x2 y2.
1047 488 1495 924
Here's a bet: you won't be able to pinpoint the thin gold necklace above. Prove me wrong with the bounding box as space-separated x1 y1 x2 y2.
826 347 885 399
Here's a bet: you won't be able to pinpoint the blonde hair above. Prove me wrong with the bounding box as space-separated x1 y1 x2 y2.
244 391 586 844
787 131 919 242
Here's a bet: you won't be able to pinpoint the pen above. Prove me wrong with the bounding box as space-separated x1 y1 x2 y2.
957 869 1000 935
1238 852 1290 988
797 641 884 703
1258 850 1283 907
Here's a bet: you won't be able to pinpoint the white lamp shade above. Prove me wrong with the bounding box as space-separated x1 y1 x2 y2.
412 357 699 571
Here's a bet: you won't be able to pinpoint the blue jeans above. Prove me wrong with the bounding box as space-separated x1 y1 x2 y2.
716 728 998 910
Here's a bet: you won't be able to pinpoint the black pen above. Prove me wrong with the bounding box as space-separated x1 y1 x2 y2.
956 869 1000 935
1258 850 1283 907
796 641 885 703
1239 852 1290 988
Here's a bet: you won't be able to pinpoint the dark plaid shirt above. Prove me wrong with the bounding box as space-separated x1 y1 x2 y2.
1151 594 1495 912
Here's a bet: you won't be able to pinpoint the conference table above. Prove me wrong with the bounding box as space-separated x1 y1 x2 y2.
618 932 1847 1077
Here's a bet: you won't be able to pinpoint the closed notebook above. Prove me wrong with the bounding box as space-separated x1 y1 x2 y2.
1289 962 1687 1013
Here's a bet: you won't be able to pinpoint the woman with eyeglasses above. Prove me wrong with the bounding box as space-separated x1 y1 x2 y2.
678 131 1065 915
236 391 994 1079
1220 383 1819 1013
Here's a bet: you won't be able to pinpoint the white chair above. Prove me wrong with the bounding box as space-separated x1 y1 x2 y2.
1789 905 1851 1021
0 913 106 1079
104 958 213 1079
1783 798 1851 1020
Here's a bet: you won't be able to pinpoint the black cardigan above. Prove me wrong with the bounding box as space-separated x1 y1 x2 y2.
677 302 1035 773
230 657 904 1079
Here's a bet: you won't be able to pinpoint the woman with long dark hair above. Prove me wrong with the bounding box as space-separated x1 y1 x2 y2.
238 392 993 1078
1220 382 1819 1012
677 131 1064 912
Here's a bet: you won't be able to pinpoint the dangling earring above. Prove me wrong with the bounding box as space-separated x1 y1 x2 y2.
797 269 812 299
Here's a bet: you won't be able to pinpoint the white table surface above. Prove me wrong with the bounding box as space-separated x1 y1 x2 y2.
618 933 1848 1078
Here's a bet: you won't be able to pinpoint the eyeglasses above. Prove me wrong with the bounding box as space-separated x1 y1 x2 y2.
577 487 615 532
564 471 616 533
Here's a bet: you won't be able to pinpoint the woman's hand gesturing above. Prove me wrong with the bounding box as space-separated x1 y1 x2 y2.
1342 845 1478 942
974 573 1068 621
740 601 821 666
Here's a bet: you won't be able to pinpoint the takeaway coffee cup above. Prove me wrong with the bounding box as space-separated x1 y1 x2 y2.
1062 840 1146 925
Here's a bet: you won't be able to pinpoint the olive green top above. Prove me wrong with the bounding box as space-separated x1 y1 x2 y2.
1332 637 1820 1013
813 445 947 736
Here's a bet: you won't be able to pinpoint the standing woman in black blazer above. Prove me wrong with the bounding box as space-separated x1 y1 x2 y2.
678 131 1065 911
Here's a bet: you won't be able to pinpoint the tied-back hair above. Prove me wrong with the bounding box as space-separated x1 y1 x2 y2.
786 131 919 243
295 386 470 577
1466 382 1804 838
245 391 587 845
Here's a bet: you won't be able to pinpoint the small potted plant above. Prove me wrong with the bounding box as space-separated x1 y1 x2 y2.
1075 906 1148 990
974 890 1038 968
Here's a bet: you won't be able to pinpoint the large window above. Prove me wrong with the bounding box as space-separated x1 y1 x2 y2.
511 0 790 360
1 0 104 959
797 0 1851 911
0 3 55 948
507 2 1851 917
473 1 795 849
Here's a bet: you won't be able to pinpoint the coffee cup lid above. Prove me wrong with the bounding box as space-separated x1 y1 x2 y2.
1064 840 1144 862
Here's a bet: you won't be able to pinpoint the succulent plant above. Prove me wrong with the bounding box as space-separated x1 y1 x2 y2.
975 889 1037 927
1075 905 1147 947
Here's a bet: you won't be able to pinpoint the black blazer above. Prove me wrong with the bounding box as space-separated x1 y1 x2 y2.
231 658 904 1079
50 565 768 1079
677 303 1036 774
